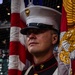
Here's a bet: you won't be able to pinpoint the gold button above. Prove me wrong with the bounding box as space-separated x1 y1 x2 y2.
34 73 38 75
40 64 44 69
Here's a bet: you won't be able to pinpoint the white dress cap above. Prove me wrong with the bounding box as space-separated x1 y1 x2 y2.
20 5 61 31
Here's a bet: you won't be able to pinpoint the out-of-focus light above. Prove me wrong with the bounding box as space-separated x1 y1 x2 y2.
0 0 3 4
0 72 3 75
7 13 10 15
2 39 6 44
57 5 60 8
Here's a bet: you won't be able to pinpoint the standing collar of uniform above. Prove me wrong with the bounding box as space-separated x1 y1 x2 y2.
33 54 58 73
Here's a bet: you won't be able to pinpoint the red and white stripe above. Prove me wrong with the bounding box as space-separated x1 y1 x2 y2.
8 0 31 75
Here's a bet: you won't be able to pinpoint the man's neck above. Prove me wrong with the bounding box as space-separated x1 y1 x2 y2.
33 50 53 64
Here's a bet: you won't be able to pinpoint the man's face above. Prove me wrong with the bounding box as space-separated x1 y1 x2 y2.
25 28 58 56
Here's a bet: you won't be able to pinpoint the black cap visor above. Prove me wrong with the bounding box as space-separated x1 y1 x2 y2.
20 26 40 35
20 23 56 35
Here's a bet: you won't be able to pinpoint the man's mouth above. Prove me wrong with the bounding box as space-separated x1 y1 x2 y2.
29 42 38 46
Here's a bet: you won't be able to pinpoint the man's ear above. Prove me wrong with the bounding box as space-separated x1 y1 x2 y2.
52 34 58 44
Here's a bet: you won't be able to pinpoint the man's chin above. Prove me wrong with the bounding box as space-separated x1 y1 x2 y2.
29 50 44 57
28 47 38 53
29 50 38 54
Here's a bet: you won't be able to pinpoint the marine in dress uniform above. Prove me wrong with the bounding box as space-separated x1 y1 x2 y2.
23 54 58 75
20 4 61 75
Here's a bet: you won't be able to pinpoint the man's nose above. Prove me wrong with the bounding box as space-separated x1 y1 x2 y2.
27 33 36 39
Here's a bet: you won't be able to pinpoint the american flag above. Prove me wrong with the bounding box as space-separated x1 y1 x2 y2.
8 0 31 75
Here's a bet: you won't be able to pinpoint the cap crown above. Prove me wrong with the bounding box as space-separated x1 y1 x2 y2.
21 5 61 30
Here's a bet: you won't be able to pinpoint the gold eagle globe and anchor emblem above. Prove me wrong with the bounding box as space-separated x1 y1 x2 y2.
59 28 75 64
59 0 75 65
25 9 30 17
